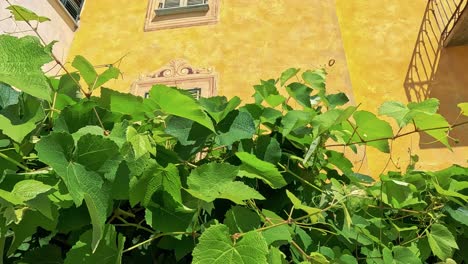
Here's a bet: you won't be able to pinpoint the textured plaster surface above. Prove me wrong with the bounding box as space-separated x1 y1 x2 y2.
65 0 354 102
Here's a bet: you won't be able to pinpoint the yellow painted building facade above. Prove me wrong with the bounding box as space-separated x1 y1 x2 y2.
66 0 468 175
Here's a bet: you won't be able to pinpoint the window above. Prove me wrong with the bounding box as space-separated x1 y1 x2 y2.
131 59 217 99
59 0 84 22
144 0 220 31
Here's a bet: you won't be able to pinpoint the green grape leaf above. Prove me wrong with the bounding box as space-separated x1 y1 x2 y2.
302 69 326 90
236 152 287 189
353 110 394 152
145 205 193 232
71 55 98 88
427 223 458 261
445 206 468 226
378 101 410 127
130 163 182 208
144 85 215 131
36 132 115 251
280 68 300 86
199 96 241 123
0 35 53 101
94 66 120 88
99 88 145 120
6 5 50 22
458 102 468 116
224 206 261 233
192 224 269 264
286 190 322 223
0 82 20 109
186 163 264 204
64 225 125 264
11 180 52 201
126 126 155 160
408 98 439 114
281 110 313 137
216 110 256 146
326 150 353 175
262 225 291 245
267 246 288 264
8 209 58 256
391 246 420 264
255 136 282 164
0 93 45 142
327 92 349 108
413 112 450 148
286 82 312 108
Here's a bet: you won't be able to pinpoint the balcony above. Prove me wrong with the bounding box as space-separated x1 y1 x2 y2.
442 0 468 46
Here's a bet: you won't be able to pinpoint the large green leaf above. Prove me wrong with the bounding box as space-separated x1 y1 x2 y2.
216 110 256 145
0 94 45 142
192 224 269 264
129 163 182 208
145 204 194 233
144 85 215 131
286 190 322 223
71 55 98 89
236 152 287 189
412 112 450 148
8 209 58 256
391 246 421 264
281 110 313 137
99 88 145 120
352 110 393 152
64 225 125 263
199 96 241 123
0 82 20 109
0 35 53 101
302 69 326 90
445 206 468 226
379 101 410 127
36 132 115 251
6 5 50 22
280 68 300 86
286 82 312 108
94 66 120 88
427 223 458 261
458 102 468 116
224 206 261 233
186 163 264 204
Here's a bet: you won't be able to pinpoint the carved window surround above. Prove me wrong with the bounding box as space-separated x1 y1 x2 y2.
144 0 220 31
130 59 217 98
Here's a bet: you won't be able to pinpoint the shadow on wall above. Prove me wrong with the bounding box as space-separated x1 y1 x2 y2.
404 0 468 148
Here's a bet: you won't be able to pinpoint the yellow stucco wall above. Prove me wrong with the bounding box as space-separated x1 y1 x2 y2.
66 0 354 102
66 0 467 175
335 0 468 174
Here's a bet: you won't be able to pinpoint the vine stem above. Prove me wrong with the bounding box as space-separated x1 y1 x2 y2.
122 232 191 253
0 152 30 172
325 120 468 148
277 163 322 193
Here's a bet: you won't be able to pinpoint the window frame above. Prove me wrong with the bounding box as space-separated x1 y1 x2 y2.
144 0 220 31
130 59 217 99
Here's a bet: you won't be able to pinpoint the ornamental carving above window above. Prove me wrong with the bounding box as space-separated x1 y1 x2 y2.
130 59 217 98
144 0 220 31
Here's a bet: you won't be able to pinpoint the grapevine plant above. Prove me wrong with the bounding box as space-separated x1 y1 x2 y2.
1 4 468 264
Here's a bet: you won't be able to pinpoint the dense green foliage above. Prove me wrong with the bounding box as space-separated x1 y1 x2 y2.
1 5 468 264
